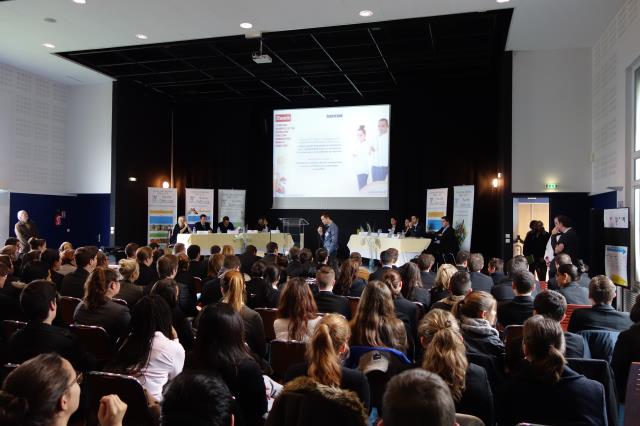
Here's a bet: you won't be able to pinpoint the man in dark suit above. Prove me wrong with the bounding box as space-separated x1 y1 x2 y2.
611 303 640 401
262 242 279 264
468 253 493 293
487 257 506 284
201 255 241 305
217 216 235 233
427 216 459 258
7 280 93 370
60 246 98 298
314 266 350 319
193 214 213 233
556 263 589 305
407 215 426 238
497 271 535 327
186 244 207 280
455 251 470 272
568 275 632 333
491 256 529 302
238 245 261 275
285 246 303 277
369 249 394 282
416 254 436 289
546 253 572 291
552 214 579 265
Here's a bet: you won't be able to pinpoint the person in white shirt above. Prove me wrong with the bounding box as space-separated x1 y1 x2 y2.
353 125 371 191
370 118 389 181
108 295 185 402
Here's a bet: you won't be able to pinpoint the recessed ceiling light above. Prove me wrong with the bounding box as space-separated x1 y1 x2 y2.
496 0 510 3
240 22 253 29
359 10 374 17
42 43 56 49
135 33 148 40
73 0 87 3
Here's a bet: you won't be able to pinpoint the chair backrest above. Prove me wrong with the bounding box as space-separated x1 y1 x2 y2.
270 339 307 379
567 358 618 426
59 296 82 326
413 302 426 323
504 324 524 345
624 362 640 426
193 276 203 294
560 304 590 331
577 329 620 363
69 324 115 365
85 372 155 426
256 308 278 341
2 320 26 341
347 297 360 319
111 298 127 307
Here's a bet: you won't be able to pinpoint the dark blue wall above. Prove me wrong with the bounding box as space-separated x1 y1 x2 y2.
590 191 617 209
9 193 110 249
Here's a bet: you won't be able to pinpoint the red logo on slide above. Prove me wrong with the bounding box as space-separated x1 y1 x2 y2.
275 114 291 122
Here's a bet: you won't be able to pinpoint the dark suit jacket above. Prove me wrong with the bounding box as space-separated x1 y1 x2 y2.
262 253 278 264
217 222 235 233
497 295 534 327
408 222 426 238
7 322 94 371
407 287 430 306
611 322 640 401
187 260 207 281
61 268 90 299
246 278 271 309
193 221 213 232
239 252 261 275
559 282 590 305
73 300 131 342
491 280 515 302
438 226 459 255
547 276 559 290
457 363 494 426
420 271 435 289
506 331 586 375
116 280 143 307
136 263 159 286
497 365 607 426
285 260 304 278
201 277 222 305
470 271 493 293
368 265 393 282
394 296 418 341
490 272 506 285
315 291 351 319
568 304 633 333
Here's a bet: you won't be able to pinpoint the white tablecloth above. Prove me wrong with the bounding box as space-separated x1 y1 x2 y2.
177 232 294 255
347 234 431 266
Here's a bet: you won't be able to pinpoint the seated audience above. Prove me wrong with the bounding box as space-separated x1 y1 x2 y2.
7 280 92 370
220 270 266 358
416 253 436 289
284 314 370 410
185 304 267 426
21 260 50 284
96 251 109 268
161 372 234 426
21 238 46 273
58 241 73 253
201 254 240 305
60 246 98 298
239 244 261 274
487 257 505 284
576 259 591 288
0 353 127 426
186 244 206 280
150 278 194 350
299 248 316 278
556 263 589 305
430 270 471 312
115 258 143 307
314 266 351 319
40 248 63 289
381 369 456 426
419 309 494 425
262 263 282 308
135 246 158 286
568 275 632 332
245 260 269 309
468 253 493 292
334 258 366 297
369 249 395 282
158 254 195 316
221 245 234 256
497 315 607 426
285 246 303 277
108 295 184 402
491 255 529 302
430 263 458 306
455 250 470 271
73 267 131 342
262 242 279 264
399 261 430 306
58 248 76 276
204 252 224 281
381 269 418 344
172 242 185 255
210 245 221 255
611 298 640 401
497 270 535 327
350 280 408 354
453 291 504 358
0 262 21 322
125 242 139 260
275 277 321 341
547 253 573 290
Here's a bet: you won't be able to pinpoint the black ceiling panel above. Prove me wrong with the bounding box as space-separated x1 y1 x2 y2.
58 9 513 102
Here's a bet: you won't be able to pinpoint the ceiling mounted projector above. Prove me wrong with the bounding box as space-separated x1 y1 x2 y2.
252 38 272 64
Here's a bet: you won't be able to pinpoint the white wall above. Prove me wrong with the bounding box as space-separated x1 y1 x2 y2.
592 0 640 197
512 49 592 193
65 83 112 194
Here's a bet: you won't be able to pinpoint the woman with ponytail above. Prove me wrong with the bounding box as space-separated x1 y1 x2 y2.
418 309 494 426
284 314 370 410
453 291 504 357
0 353 126 426
73 266 130 342
497 315 607 425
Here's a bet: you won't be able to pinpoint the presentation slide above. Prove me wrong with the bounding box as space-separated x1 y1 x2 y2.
273 104 390 210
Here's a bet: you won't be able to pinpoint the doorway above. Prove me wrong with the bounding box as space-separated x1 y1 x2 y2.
513 197 550 243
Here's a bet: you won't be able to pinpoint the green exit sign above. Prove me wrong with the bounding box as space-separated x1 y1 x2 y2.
545 183 558 190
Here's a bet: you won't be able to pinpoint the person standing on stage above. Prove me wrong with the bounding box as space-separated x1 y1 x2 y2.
14 210 39 254
217 216 235 233
370 118 389 182
317 212 338 258
193 214 213 233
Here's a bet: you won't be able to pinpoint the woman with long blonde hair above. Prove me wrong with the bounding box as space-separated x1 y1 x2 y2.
430 263 458 306
220 270 266 358
419 309 494 425
221 245 235 256
283 314 370 410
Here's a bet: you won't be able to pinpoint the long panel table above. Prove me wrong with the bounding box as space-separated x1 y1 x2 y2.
177 232 294 255
347 234 431 266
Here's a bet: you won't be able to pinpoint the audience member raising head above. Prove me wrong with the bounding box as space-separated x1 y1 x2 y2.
275 277 320 342
453 291 503 357
430 263 458 305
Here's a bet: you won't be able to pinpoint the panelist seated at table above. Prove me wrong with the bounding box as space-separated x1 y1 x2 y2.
426 215 459 255
256 217 270 232
217 216 235 233
193 214 214 233
389 217 399 234
406 215 426 238
171 216 190 244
